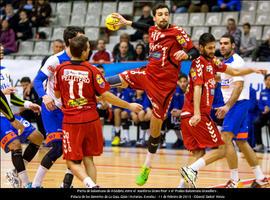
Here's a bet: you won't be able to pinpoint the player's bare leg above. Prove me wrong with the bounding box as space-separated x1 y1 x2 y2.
136 115 163 186
236 140 269 188
66 160 97 188
121 111 131 145
181 145 226 188
222 132 239 187
83 157 97 183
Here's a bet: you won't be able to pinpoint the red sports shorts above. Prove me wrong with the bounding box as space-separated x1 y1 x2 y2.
181 114 224 151
120 68 176 120
62 119 103 160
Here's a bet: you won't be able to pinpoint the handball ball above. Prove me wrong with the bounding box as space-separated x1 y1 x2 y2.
105 14 120 31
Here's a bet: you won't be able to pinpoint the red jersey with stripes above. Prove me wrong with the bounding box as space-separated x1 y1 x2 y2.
147 25 193 89
182 56 227 116
54 61 110 123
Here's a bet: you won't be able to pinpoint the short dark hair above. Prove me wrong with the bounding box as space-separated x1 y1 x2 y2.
54 39 64 44
70 35 89 58
96 64 104 70
152 3 170 16
20 77 31 83
221 33 235 44
179 73 188 80
243 22 251 29
265 74 270 80
199 33 216 47
227 18 236 24
63 26 85 47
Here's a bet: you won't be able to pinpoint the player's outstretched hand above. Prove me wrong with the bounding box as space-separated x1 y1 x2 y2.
111 13 129 27
215 105 230 119
2 87 16 95
29 103 41 114
174 50 188 61
128 103 143 113
11 119 25 135
42 95 56 111
252 68 268 75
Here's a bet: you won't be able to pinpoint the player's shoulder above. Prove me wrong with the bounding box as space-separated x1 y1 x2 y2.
226 53 245 66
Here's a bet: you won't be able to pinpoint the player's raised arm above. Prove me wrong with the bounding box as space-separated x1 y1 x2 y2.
112 13 151 32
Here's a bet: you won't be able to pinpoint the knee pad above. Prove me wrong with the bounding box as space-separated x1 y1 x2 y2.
11 149 25 173
121 119 131 130
141 121 150 130
148 135 161 154
41 141 62 169
106 75 122 87
23 143 40 163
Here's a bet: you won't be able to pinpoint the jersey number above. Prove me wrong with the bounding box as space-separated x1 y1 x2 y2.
68 80 84 99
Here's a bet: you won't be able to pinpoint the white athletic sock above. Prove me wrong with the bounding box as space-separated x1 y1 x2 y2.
189 158 206 171
123 129 130 141
18 170 30 187
115 127 121 133
32 165 48 187
252 165 265 181
144 152 154 168
230 169 239 182
139 129 145 140
83 177 96 188
177 179 186 188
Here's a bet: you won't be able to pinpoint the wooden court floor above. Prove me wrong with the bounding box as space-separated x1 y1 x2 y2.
1 145 270 188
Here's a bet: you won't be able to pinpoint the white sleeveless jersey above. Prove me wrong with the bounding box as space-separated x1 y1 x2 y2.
220 53 249 103
40 50 70 108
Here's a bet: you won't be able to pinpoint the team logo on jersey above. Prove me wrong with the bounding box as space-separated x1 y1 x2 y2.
149 52 161 60
47 65 55 73
190 68 197 80
212 57 223 68
206 65 213 73
176 35 187 48
96 74 105 88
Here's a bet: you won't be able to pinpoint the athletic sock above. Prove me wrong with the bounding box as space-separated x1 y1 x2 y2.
143 152 154 168
18 170 30 187
177 179 186 188
230 169 239 182
83 177 96 188
252 165 265 181
189 158 206 171
32 165 48 187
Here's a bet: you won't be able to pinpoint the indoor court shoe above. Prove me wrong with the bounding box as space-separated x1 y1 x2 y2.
24 183 32 188
180 167 197 188
111 136 120 146
250 177 270 188
6 169 21 188
224 179 239 188
136 165 151 186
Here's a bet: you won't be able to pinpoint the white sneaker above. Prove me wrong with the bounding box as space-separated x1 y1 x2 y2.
6 169 21 188
180 167 198 188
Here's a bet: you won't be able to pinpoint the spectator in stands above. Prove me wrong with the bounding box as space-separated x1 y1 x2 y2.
187 0 211 13
211 0 241 12
15 9 33 40
252 35 270 62
41 39 64 66
114 41 134 62
1 4 19 31
0 19 17 54
142 33 149 57
253 74 270 152
172 0 191 13
240 23 256 58
90 39 113 63
112 33 135 59
21 0 35 18
226 18 241 53
134 43 146 61
130 5 154 41
19 76 46 137
31 0 52 27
